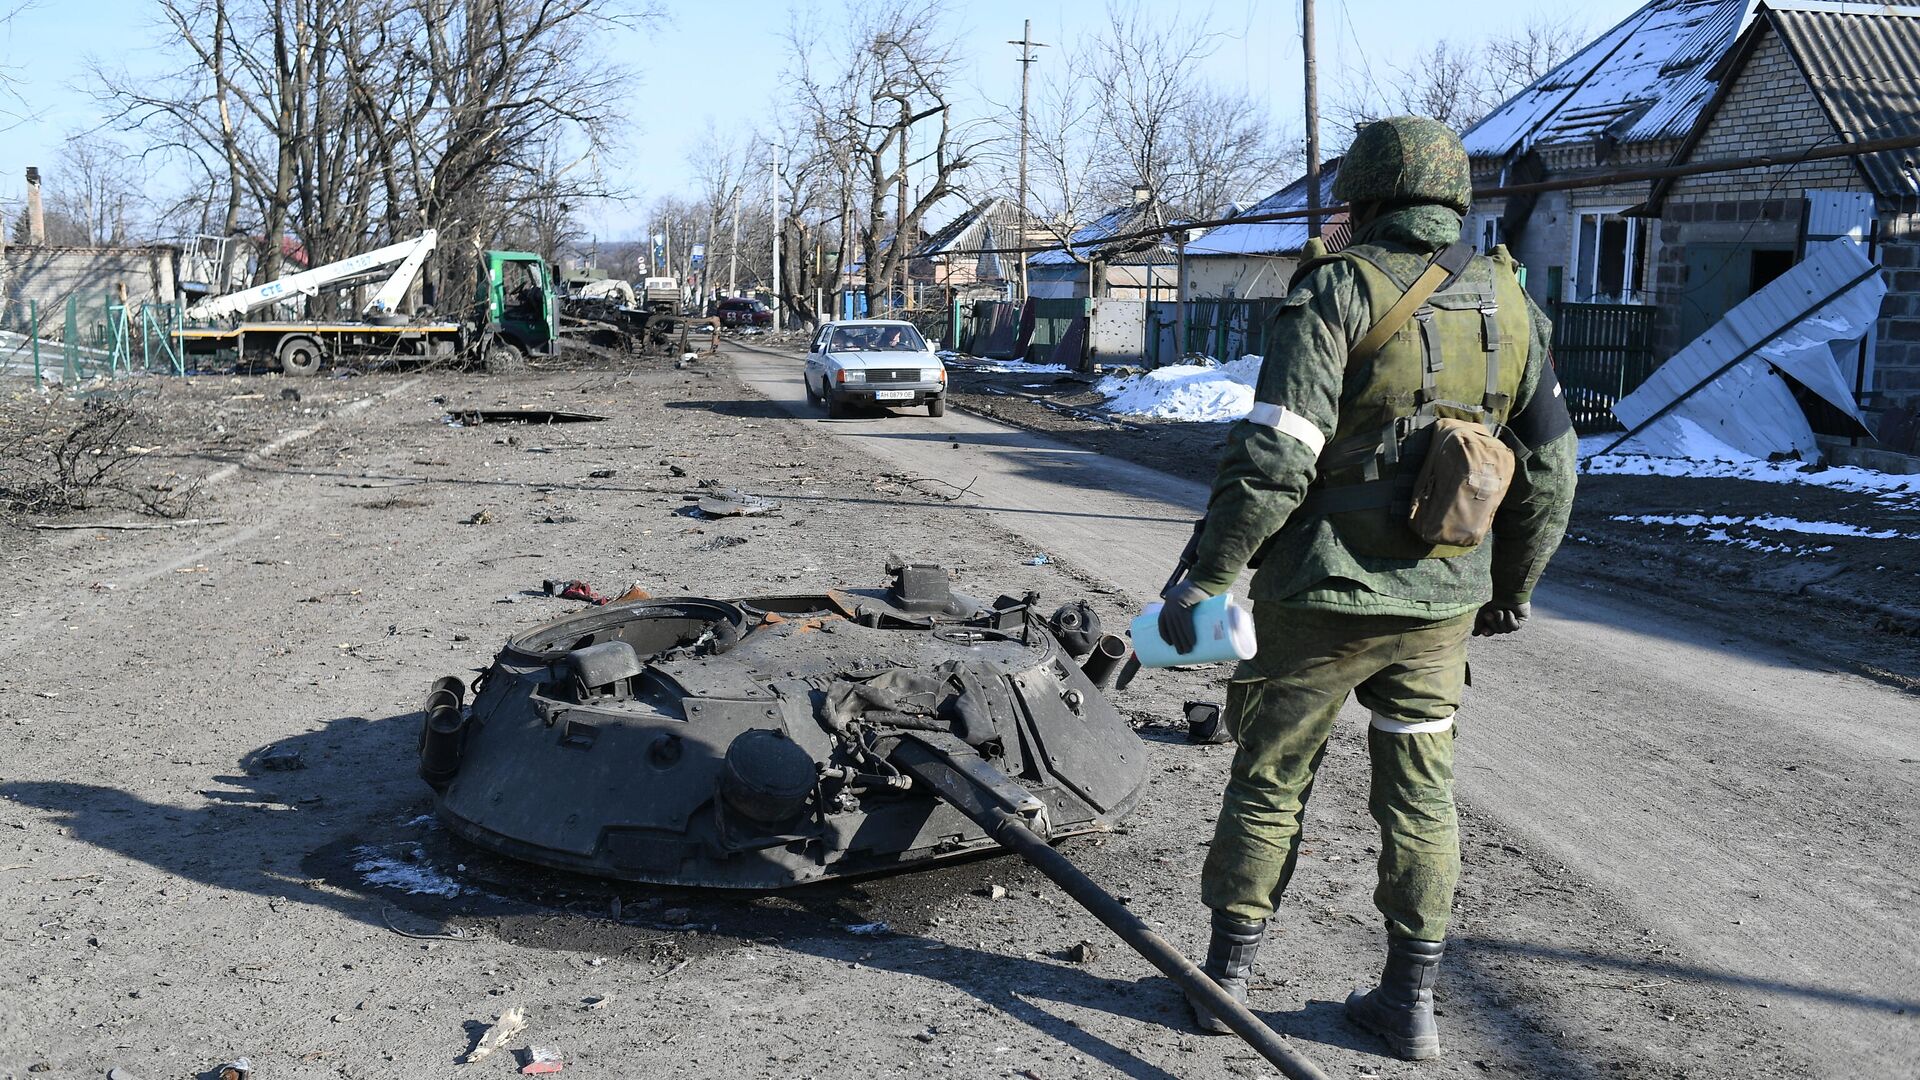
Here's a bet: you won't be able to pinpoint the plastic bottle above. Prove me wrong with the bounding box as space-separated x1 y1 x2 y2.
1129 593 1257 668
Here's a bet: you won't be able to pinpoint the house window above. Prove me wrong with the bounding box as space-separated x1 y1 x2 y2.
1571 209 1650 303
1466 213 1502 254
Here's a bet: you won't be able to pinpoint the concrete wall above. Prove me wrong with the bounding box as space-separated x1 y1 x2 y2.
2 246 178 329
1657 30 1915 403
1182 255 1298 301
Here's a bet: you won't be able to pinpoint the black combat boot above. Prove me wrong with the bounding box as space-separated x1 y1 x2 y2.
1345 936 1445 1060
1187 911 1265 1035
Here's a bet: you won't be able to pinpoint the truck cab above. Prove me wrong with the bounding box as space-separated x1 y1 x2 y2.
477 251 559 361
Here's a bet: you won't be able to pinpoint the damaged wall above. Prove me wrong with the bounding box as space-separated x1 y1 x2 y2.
1655 26 1920 409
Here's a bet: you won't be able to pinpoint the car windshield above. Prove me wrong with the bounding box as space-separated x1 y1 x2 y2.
829 324 924 352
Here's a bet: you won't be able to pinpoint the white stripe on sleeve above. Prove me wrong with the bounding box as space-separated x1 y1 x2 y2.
1243 402 1327 455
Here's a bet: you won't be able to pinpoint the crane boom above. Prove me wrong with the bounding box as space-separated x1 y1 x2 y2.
185 229 439 322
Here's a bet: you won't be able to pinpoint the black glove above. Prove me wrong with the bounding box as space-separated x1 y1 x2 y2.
1472 601 1531 637
1158 577 1211 655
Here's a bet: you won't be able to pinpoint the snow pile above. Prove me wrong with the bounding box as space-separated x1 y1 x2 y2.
1583 419 1920 506
1097 355 1264 421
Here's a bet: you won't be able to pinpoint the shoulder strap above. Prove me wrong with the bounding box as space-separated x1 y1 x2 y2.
1347 242 1476 362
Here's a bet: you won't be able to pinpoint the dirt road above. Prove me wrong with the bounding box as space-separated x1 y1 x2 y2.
0 348 1911 1080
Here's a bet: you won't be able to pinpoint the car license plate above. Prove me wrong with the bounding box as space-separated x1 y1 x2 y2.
874 389 914 401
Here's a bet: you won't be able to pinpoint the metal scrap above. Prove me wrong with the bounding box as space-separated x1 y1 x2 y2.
449 409 609 425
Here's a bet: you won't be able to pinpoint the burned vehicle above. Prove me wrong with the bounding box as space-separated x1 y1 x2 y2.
418 563 1327 1078
419 565 1141 887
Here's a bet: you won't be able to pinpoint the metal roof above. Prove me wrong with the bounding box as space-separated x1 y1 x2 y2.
1186 163 1341 259
1463 0 1756 163
1026 202 1188 268
1767 1 1920 196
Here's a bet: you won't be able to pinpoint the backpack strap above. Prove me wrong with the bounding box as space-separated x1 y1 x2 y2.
1348 242 1476 362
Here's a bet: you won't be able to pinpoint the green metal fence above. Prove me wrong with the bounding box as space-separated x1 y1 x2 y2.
3 294 193 382
1551 302 1658 433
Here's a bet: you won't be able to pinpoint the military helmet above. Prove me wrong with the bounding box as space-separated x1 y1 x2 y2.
1333 115 1472 214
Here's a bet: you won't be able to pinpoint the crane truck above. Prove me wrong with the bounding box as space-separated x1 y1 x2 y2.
173 230 557 375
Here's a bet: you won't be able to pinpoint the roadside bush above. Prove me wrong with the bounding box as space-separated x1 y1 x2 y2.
0 391 202 521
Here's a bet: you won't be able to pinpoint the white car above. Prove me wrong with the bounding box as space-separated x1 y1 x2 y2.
803 319 947 418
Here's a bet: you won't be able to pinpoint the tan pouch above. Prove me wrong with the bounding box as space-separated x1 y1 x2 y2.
1407 417 1515 547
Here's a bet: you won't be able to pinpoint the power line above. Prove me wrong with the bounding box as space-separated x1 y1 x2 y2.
923 132 1920 260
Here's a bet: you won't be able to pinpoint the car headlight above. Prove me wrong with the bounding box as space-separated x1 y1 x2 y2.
920 367 942 382
836 369 865 384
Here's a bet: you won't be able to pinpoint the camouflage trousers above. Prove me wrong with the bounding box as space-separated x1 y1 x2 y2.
1200 607 1472 941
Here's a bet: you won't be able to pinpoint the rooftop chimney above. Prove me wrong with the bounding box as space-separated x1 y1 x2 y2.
25 167 45 245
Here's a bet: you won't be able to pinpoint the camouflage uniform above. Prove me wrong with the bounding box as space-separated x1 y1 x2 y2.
1171 116 1578 1057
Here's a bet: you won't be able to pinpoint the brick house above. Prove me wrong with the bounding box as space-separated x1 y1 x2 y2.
1646 1 1920 408
1463 0 1751 310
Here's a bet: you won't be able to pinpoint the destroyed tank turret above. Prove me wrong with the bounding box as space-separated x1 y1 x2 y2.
419 563 1332 1079
419 563 1147 887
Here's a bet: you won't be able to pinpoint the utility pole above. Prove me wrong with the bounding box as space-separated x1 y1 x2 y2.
728 187 740 296
898 100 910 315
1009 21 1048 301
770 144 783 332
1303 0 1322 238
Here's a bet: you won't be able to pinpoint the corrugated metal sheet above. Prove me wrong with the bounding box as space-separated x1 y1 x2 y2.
1185 166 1341 258
1770 3 1920 196
1611 237 1881 458
1805 189 1877 239
1463 0 1754 161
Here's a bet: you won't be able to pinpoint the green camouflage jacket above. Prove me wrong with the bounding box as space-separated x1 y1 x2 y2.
1187 204 1578 618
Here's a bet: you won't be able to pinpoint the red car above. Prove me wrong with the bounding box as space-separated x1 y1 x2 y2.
715 298 774 328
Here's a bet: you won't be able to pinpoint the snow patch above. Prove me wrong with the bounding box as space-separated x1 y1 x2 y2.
353 844 463 898
1582 419 1920 507
1610 514 1912 540
968 359 1069 374
1097 355 1264 421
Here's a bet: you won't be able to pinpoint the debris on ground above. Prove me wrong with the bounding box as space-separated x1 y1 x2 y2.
982 884 1009 901
1025 553 1050 566
1185 701 1231 745
255 745 306 771
462 1006 527 1064
464 509 493 525
543 579 608 604
215 1059 251 1080
695 488 778 517
539 579 653 605
517 1047 565 1075
845 921 892 935
1067 940 1099 964
448 409 609 426
587 469 616 479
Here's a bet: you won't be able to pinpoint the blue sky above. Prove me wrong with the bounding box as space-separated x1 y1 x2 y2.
2 0 1645 241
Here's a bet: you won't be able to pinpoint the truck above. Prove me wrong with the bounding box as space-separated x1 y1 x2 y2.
173 229 558 376
640 276 682 314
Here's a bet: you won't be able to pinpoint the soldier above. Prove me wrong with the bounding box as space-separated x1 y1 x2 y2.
1157 115 1577 1060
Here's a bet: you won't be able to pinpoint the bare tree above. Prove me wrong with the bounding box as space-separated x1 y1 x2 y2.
1009 3 1290 276
1329 16 1588 146
786 0 982 317
93 0 653 310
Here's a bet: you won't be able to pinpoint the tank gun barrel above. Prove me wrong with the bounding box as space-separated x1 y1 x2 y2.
887 734 1332 1080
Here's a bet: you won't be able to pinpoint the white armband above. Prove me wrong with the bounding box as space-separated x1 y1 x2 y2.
1244 402 1327 455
